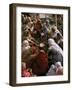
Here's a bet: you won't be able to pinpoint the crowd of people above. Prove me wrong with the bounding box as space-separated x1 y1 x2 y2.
21 13 63 77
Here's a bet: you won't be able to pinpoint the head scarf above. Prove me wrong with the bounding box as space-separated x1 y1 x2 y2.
48 38 63 56
22 40 30 52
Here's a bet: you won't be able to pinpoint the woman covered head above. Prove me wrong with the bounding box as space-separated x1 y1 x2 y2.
48 38 55 46
50 64 56 70
23 40 29 47
22 40 30 50
55 61 61 68
22 40 31 63
55 62 63 75
46 64 56 76
51 26 57 33
48 38 63 56
50 26 62 41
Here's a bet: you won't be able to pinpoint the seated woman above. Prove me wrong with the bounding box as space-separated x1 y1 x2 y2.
31 49 48 76
46 62 63 76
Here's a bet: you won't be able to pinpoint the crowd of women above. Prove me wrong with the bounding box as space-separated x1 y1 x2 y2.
21 13 63 77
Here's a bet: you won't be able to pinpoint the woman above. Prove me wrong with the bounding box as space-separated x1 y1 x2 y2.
46 64 56 76
22 39 39 67
48 38 63 56
49 26 62 42
22 40 31 63
48 38 63 67
31 49 48 76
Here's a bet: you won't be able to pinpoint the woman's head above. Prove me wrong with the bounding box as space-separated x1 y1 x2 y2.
23 40 29 47
51 26 57 32
55 62 61 68
48 38 55 46
50 64 55 70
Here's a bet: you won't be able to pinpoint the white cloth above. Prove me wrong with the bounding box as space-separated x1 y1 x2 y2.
46 64 56 76
48 38 63 56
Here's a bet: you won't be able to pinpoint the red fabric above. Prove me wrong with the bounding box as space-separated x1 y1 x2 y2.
32 51 48 75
